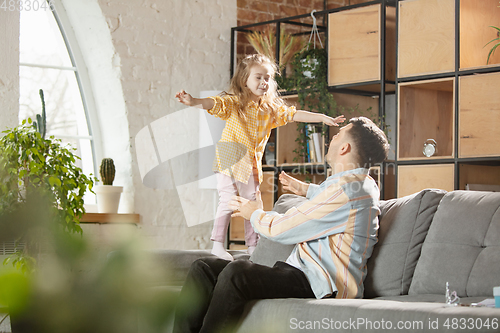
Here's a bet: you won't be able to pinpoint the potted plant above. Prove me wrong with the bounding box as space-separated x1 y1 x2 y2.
285 47 340 163
0 120 94 272
94 158 122 213
485 1 500 64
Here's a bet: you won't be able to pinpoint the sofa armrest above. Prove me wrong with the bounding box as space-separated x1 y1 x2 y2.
148 249 250 286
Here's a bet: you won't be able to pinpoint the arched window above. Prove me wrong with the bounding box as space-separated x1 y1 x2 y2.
19 3 97 203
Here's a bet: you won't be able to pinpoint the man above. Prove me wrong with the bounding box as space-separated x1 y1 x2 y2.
173 117 390 333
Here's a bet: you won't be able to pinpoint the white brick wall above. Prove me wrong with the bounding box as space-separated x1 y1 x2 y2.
0 0 236 251
0 10 20 131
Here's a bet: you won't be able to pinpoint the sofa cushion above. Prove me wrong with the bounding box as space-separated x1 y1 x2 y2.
249 194 306 267
364 189 447 298
409 190 500 297
237 297 500 333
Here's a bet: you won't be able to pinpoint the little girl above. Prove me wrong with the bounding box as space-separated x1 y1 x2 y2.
176 54 345 261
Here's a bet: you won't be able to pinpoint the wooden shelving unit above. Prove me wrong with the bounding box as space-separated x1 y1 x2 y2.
226 0 500 242
395 0 500 197
228 1 397 247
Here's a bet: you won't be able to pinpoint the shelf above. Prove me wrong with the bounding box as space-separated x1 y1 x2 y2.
80 213 140 224
328 3 396 86
398 0 455 78
397 164 455 198
275 97 326 166
459 0 500 70
459 72 500 158
329 82 396 95
459 163 500 191
397 78 455 160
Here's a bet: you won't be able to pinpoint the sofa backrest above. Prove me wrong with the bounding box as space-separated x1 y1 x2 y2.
363 189 447 298
409 190 500 297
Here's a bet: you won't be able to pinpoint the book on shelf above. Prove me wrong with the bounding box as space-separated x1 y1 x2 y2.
304 124 323 164
306 125 315 163
312 132 322 163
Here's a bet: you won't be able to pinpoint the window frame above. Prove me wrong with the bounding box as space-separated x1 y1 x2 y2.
19 0 102 178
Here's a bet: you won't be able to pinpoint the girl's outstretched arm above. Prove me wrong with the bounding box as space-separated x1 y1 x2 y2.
293 110 345 126
175 90 215 110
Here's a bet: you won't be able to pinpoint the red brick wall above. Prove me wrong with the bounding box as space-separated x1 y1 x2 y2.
237 0 373 26
236 0 373 58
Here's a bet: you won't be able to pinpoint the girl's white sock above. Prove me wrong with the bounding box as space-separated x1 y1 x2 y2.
211 241 233 261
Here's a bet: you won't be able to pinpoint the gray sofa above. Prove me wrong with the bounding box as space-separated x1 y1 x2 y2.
152 189 500 332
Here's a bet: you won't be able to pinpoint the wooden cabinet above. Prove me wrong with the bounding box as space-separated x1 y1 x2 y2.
398 164 455 197
460 0 500 70
398 0 455 77
328 3 396 85
459 72 500 158
458 164 500 191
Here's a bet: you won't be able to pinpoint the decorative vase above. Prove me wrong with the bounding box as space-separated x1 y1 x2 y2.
94 185 123 213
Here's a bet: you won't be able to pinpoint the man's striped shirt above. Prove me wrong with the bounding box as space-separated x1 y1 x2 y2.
250 168 380 299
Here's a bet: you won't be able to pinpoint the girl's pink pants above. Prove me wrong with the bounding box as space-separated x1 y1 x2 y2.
211 172 259 247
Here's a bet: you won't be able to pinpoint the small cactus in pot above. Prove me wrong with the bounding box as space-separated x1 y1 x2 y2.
96 158 122 213
100 158 116 185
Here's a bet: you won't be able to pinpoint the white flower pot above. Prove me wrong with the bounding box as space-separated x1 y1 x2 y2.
95 185 123 213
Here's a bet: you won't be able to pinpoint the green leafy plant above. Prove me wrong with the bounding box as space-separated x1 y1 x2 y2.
485 1 500 65
283 47 340 163
280 47 390 163
0 201 180 333
0 119 94 273
32 89 46 139
99 158 116 185
485 26 500 64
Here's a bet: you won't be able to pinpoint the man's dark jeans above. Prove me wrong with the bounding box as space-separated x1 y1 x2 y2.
173 257 316 333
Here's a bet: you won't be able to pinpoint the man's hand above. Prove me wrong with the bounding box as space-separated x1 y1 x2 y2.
229 191 264 220
279 171 309 196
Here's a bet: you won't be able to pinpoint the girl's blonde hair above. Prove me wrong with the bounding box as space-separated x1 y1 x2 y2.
227 53 285 121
